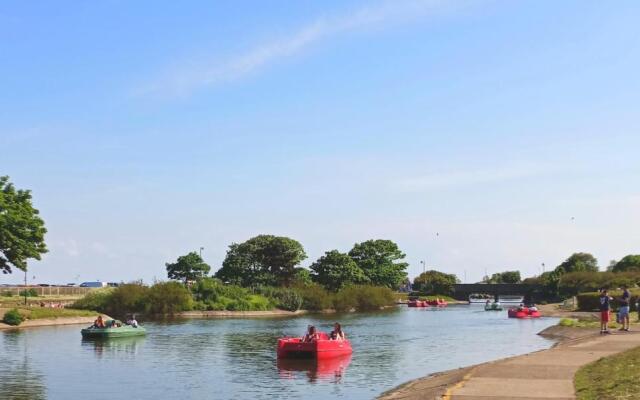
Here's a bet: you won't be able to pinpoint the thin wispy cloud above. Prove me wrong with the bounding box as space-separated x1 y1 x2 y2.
135 0 456 97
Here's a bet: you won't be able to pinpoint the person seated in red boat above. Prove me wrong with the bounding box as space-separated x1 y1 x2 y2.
303 325 320 342
329 322 345 341
517 303 525 311
528 303 538 312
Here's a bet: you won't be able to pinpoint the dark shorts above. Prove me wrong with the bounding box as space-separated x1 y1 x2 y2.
601 310 610 322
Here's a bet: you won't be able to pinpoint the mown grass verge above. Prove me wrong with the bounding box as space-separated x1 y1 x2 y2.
559 313 640 330
575 345 640 399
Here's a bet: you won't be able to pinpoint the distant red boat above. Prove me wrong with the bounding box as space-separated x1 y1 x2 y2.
407 300 428 307
426 299 448 307
508 307 541 319
277 333 353 359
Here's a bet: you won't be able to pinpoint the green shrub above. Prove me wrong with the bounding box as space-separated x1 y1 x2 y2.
559 271 640 298
106 283 149 315
334 285 395 312
254 286 302 311
577 290 640 311
295 284 333 311
146 281 192 315
248 295 272 311
1 291 13 297
192 278 250 302
3 308 24 326
18 289 38 297
71 288 114 311
226 298 251 311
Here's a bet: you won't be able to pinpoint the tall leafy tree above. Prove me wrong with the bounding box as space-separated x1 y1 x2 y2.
555 252 599 274
348 239 408 288
413 270 458 295
310 250 368 291
166 252 211 284
215 235 307 287
0 176 47 274
484 270 521 284
611 255 640 272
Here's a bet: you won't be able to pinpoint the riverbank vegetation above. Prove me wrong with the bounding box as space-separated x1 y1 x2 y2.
71 279 396 317
574 345 640 399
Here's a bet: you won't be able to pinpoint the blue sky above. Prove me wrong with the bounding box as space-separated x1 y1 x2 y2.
2 0 639 284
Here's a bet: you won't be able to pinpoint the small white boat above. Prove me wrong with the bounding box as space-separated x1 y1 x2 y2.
497 295 524 304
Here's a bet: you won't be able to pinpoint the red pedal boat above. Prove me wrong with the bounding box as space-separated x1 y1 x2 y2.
407 300 428 307
426 299 448 307
277 333 353 359
508 307 541 319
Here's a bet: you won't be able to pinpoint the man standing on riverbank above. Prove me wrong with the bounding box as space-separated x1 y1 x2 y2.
600 289 612 334
618 286 631 332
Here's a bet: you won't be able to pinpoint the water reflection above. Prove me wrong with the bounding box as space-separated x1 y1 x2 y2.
277 355 352 383
0 331 46 400
81 336 144 358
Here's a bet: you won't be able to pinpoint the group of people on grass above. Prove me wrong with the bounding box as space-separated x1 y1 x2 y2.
302 323 346 342
599 286 631 334
92 315 138 329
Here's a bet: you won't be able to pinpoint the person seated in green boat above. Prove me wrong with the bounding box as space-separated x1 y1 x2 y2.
93 315 105 329
126 315 138 328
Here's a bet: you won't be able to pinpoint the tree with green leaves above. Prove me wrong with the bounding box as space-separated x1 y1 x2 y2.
348 239 408 288
215 235 307 287
166 252 211 284
555 252 599 274
310 250 368 291
484 270 521 284
413 270 458 295
292 267 312 286
611 255 640 272
0 176 47 274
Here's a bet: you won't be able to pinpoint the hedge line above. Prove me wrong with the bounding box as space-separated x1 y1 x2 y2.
577 290 640 312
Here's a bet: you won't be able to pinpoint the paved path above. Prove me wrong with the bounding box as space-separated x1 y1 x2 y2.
444 331 640 399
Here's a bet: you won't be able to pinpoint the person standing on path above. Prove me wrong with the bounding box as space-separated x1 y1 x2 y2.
618 285 631 331
599 289 613 334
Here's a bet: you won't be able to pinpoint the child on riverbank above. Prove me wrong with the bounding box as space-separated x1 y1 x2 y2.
599 289 613 334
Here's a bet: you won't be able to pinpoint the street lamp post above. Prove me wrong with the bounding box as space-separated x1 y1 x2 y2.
199 247 204 258
24 267 27 305
420 260 426 274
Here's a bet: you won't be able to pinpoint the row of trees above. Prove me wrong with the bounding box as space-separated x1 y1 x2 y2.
166 235 409 291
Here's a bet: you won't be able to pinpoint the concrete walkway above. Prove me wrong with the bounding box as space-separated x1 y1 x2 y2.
444 331 640 399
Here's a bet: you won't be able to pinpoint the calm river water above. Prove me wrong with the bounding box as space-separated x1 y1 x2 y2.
0 305 558 400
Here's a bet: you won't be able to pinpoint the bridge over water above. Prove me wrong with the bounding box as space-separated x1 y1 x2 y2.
452 283 543 302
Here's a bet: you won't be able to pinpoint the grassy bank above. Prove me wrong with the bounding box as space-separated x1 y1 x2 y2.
1 306 97 326
574 345 640 399
559 313 640 330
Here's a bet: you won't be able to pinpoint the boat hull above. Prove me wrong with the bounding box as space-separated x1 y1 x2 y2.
81 326 146 338
277 338 352 359
507 308 541 319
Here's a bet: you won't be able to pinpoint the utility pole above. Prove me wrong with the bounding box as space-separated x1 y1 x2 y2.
24 266 27 305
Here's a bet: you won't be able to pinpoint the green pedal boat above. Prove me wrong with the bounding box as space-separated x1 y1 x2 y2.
81 324 146 339
484 303 503 311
